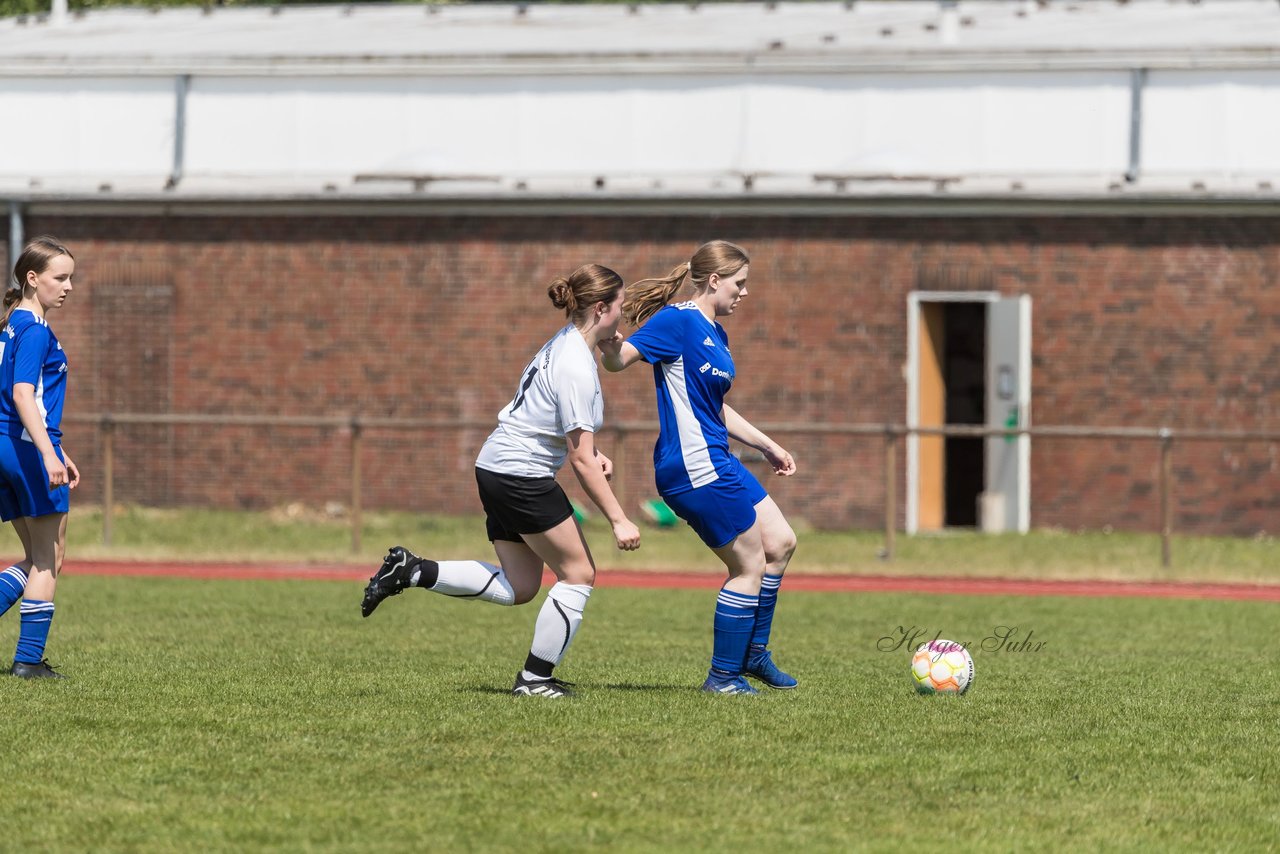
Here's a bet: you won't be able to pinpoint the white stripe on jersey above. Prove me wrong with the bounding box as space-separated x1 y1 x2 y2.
659 356 718 489
21 372 47 445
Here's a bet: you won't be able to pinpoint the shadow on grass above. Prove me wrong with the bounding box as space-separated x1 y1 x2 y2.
596 682 691 693
460 682 689 695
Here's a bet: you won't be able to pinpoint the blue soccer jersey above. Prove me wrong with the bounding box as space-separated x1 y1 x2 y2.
0 309 69 444
626 301 739 495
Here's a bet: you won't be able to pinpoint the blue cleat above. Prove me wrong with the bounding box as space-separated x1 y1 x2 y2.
745 648 798 690
701 670 759 695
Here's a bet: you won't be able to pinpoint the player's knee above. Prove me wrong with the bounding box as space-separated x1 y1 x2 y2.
768 528 797 565
509 576 542 605
558 563 595 588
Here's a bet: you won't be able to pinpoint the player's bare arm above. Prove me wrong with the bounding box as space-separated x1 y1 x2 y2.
567 428 640 550
722 403 796 477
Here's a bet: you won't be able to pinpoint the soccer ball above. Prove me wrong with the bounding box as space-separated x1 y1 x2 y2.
911 639 974 695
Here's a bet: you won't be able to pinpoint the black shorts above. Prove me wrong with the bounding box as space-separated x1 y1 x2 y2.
474 466 575 543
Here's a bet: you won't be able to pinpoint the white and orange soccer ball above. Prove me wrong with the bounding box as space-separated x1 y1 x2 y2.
911 639 975 695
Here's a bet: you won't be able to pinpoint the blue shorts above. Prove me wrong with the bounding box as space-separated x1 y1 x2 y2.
0 439 68 522
662 459 768 549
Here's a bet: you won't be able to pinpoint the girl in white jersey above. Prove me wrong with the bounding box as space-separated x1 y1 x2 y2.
599 240 798 695
361 264 641 698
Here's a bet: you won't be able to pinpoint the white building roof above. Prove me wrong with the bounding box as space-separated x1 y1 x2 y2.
2 1 1280 74
2 1 1279 209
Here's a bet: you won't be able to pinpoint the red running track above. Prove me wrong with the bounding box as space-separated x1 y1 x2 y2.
58 559 1280 602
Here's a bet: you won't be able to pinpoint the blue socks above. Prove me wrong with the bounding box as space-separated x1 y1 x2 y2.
711 585 758 676
751 573 783 649
0 565 28 618
15 599 54 665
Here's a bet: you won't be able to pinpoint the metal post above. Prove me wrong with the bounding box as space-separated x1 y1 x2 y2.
1159 428 1172 568
883 426 897 561
1125 67 1148 184
102 417 115 546
350 416 363 554
8 201 22 282
166 75 190 190
612 426 627 516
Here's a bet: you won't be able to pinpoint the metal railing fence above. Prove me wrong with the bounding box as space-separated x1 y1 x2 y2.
67 413 1280 568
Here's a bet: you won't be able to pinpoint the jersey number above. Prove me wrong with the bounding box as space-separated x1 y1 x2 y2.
509 366 538 413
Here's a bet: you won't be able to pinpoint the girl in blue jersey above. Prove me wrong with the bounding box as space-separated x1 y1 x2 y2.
0 236 81 679
600 240 798 695
362 264 641 698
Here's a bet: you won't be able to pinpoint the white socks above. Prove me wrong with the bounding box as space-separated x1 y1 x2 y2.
418 566 591 680
430 560 516 606
524 582 593 677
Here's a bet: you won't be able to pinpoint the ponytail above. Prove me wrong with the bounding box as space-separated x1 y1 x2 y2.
1 288 21 325
623 263 689 327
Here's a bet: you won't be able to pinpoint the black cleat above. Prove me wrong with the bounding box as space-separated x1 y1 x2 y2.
10 659 66 680
361 546 419 618
512 673 575 698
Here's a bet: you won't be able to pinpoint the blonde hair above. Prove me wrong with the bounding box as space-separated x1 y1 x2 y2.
623 240 749 327
6 235 73 324
547 263 624 324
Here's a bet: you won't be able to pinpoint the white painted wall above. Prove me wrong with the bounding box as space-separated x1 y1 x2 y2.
1144 70 1280 178
0 78 173 180
179 71 1136 180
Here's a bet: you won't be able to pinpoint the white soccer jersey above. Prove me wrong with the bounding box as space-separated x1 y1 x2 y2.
475 324 603 479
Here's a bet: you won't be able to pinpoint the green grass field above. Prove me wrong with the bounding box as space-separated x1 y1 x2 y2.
27 504 1280 585
0 573 1276 852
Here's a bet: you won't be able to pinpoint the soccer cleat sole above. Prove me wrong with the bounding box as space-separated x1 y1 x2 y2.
700 676 759 696
360 547 416 617
360 582 403 618
744 670 799 690
512 675 575 698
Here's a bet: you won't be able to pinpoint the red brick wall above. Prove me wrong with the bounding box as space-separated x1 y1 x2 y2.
10 213 1279 536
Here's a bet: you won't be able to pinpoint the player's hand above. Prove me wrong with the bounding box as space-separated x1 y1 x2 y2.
43 451 69 488
612 518 641 551
597 332 624 359
597 451 614 481
763 444 796 477
63 452 81 489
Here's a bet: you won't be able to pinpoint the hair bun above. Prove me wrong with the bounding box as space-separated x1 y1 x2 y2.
547 277 577 312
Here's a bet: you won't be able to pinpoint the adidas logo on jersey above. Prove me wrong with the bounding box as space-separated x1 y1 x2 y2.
703 336 715 347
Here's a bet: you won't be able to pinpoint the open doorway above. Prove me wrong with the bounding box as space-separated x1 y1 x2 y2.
908 291 1031 534
915 301 986 529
